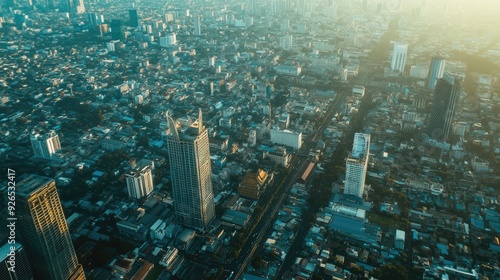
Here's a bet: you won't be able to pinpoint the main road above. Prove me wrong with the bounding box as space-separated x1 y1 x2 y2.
229 89 348 280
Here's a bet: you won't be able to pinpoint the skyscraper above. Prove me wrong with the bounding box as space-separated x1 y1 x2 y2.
129 9 139 27
427 72 464 141
427 55 446 91
344 133 370 198
63 0 84 14
391 42 408 73
30 130 61 159
194 15 201 35
126 165 154 199
110 19 125 40
165 110 215 230
0 243 33 280
17 174 85 280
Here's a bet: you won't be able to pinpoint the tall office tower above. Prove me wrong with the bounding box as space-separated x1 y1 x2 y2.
63 0 74 13
193 15 201 35
249 0 257 14
30 130 61 159
17 175 86 280
344 133 370 198
427 56 446 91
165 110 215 230
110 19 124 40
0 243 34 280
391 42 408 73
75 0 85 14
126 165 154 199
88 12 97 26
63 0 84 14
129 9 139 27
427 72 464 141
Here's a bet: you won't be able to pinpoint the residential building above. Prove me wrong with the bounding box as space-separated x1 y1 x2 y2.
30 130 61 159
17 174 85 280
126 165 154 199
344 133 370 198
391 42 408 73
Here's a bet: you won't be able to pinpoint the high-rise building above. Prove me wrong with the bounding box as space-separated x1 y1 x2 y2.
110 19 125 40
87 12 97 27
0 243 34 280
129 9 139 27
193 15 201 35
30 130 61 159
17 174 85 280
126 165 154 199
391 42 408 73
344 133 370 198
165 110 215 230
427 56 446 91
427 72 464 141
63 0 85 14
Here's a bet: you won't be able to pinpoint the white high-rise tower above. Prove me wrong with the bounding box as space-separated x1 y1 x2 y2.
126 165 154 199
391 42 408 73
165 109 215 230
344 133 370 198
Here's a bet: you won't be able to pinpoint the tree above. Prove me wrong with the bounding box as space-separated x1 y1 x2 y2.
373 264 408 280
251 254 264 270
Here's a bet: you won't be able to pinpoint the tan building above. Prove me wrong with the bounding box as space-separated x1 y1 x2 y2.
238 169 269 200
17 174 85 280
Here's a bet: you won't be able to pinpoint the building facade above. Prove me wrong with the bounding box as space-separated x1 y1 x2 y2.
194 15 201 35
391 42 408 73
17 174 85 280
427 56 446 91
344 133 370 198
129 9 139 27
165 110 215 230
270 128 302 149
126 165 154 199
0 243 33 280
30 130 61 159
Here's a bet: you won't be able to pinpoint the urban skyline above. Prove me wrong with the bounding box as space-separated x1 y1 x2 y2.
0 0 499 279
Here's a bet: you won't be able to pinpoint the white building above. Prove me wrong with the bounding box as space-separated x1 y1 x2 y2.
248 130 257 147
395 229 405 250
344 133 370 198
134 95 143 104
472 157 490 173
126 165 154 199
150 219 167 241
160 33 177 47
270 128 302 150
30 130 61 159
391 42 408 73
